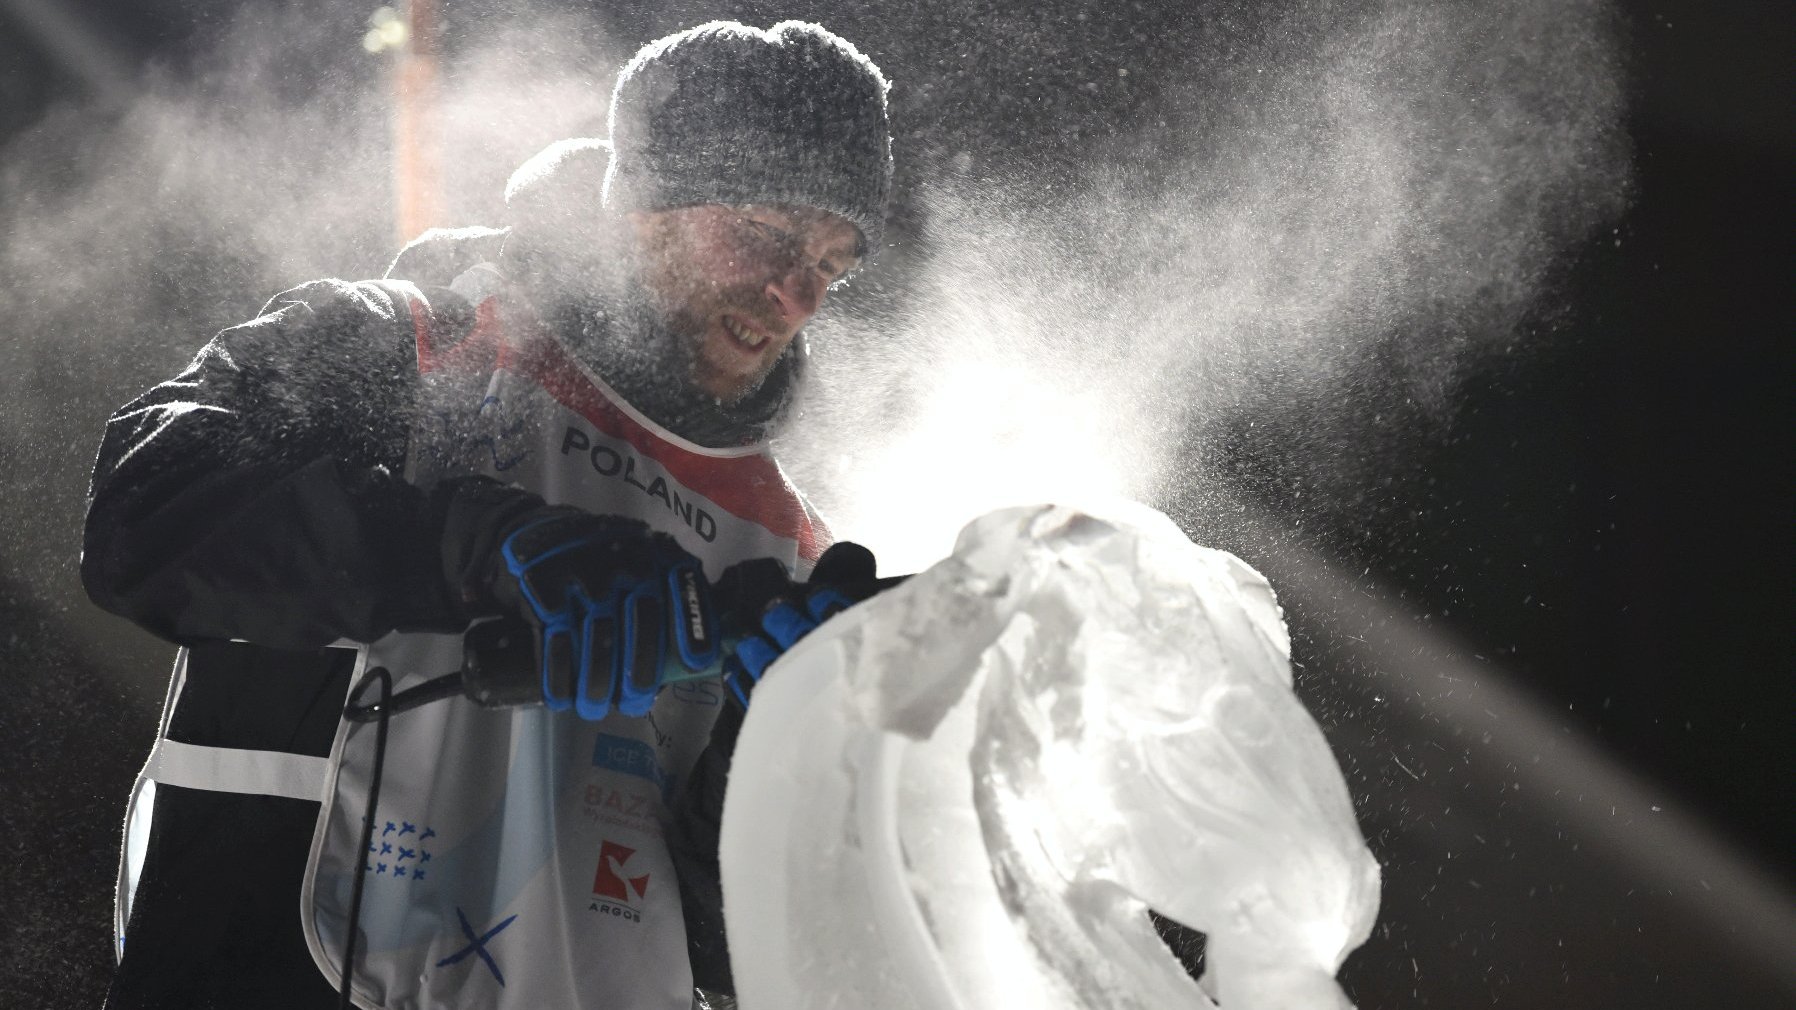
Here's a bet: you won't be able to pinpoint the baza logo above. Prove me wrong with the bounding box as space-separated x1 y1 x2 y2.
590 839 649 922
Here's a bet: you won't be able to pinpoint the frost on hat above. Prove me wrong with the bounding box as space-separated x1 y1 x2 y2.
603 21 893 251
504 137 609 233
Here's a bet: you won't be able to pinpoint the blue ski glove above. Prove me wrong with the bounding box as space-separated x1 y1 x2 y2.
490 508 718 720
719 541 880 709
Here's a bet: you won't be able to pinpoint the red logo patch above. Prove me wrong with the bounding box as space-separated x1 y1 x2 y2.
592 839 651 904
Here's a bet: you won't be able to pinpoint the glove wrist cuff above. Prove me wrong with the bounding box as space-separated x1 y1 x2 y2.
431 477 550 620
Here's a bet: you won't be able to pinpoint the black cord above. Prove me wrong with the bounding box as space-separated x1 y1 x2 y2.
344 670 465 723
340 666 394 1010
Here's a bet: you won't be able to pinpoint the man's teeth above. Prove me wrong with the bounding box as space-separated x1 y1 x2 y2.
724 317 768 348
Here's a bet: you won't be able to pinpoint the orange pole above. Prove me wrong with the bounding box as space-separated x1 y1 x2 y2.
393 0 443 243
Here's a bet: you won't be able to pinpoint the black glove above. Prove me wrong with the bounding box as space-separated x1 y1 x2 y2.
715 541 883 709
485 506 719 720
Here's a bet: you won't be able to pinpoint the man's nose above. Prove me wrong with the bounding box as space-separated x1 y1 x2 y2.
764 266 823 325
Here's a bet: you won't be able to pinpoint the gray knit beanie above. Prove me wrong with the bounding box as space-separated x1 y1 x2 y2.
603 21 893 251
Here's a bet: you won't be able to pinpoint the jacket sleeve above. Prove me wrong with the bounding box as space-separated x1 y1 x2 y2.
80 279 476 650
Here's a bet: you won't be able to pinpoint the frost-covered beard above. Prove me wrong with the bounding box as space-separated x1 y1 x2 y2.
544 274 802 448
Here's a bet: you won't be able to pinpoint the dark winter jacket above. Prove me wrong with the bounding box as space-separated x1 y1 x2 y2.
83 275 495 1009
84 279 478 651
83 241 775 1005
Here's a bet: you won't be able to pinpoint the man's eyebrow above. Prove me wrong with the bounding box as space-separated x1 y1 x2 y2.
750 204 865 264
818 241 863 279
826 228 867 263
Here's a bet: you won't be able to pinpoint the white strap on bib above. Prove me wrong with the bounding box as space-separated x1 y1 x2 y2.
143 738 330 802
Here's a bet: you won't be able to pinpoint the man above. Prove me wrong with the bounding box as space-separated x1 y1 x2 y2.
82 20 891 1009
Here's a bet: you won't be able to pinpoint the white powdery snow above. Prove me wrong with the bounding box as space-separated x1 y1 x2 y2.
720 503 1380 1009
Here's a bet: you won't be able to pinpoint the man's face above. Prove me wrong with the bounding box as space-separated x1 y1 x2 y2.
627 203 862 402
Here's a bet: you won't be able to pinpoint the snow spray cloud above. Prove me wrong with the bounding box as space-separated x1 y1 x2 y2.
0 0 1628 587
780 0 1629 573
0 3 619 586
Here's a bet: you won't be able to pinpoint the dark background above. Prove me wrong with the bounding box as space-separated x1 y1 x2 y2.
1 1 1789 1007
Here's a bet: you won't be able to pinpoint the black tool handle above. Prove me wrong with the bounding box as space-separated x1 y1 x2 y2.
460 616 541 708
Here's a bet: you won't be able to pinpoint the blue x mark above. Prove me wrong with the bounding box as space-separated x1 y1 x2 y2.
435 907 518 987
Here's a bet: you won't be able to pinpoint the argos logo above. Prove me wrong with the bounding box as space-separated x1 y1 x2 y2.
590 839 650 923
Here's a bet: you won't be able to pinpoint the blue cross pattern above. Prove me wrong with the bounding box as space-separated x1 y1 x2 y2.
365 818 435 882
435 907 518 987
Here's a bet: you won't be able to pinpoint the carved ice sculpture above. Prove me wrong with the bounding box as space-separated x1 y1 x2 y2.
719 503 1381 1009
